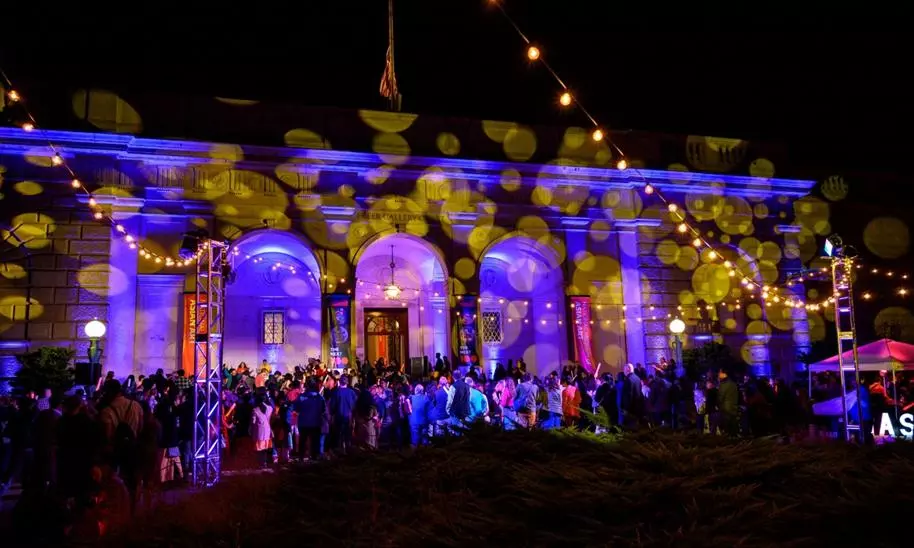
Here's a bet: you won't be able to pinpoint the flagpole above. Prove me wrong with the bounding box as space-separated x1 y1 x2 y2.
387 0 398 112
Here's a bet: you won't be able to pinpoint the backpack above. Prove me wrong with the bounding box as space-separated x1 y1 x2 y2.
112 402 138 465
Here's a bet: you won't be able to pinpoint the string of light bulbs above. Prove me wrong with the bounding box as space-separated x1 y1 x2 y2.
0 70 190 267
488 2 909 316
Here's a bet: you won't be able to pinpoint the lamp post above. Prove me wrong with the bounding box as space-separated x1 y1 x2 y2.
669 318 685 378
84 319 106 388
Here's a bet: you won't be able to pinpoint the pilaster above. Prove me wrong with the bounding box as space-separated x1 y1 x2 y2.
134 274 185 376
614 218 661 367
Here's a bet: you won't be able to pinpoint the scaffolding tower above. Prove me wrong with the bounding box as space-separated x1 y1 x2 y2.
831 255 863 442
192 240 227 487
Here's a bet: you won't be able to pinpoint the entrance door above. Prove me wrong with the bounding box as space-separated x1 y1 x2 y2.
364 309 409 368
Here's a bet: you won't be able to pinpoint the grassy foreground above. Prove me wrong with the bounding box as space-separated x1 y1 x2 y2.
112 428 914 547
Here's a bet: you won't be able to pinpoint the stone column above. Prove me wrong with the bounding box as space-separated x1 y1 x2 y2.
614 219 660 367
106 213 140 378
134 274 185 376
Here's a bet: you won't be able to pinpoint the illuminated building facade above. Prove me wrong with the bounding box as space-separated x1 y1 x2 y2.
0 98 817 383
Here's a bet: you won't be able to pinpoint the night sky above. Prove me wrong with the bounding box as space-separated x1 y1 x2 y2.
2 3 910 173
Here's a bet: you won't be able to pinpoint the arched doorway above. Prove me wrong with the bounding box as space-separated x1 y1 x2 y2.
353 233 448 372
478 235 566 376
223 230 323 371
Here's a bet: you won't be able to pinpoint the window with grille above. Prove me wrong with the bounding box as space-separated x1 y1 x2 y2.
263 311 285 345
481 311 503 344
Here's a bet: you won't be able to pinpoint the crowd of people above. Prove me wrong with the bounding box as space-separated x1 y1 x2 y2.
2 351 913 541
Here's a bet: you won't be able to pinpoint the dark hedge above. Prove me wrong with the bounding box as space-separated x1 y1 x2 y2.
110 427 914 547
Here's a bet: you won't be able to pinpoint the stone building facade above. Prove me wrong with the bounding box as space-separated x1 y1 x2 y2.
0 101 816 385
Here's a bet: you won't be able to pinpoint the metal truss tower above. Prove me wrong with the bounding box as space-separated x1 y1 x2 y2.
831 255 863 442
192 239 227 487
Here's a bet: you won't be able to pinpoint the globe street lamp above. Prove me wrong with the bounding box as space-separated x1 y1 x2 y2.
84 319 106 370
669 318 686 378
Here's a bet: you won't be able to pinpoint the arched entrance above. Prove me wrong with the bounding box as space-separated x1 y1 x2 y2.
353 233 449 372
223 230 323 371
478 234 566 376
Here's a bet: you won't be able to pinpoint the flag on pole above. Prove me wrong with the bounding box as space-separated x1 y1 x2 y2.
379 46 398 100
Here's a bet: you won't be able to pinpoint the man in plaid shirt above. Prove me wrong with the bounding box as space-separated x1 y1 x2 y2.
174 369 194 392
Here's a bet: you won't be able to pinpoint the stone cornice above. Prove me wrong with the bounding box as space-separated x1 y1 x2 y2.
613 218 663 231
0 128 815 198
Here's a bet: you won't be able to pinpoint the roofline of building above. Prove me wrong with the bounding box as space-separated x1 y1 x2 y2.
0 127 815 198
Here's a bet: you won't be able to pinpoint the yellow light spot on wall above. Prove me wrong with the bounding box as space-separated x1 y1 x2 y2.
820 175 848 201
749 158 775 178
2 213 55 250
864 217 910 259
757 241 782 263
503 126 537 161
482 120 517 144
499 168 521 192
338 184 355 198
715 196 754 235
746 303 762 320
359 110 417 133
602 189 643 220
563 127 588 150
13 181 42 196
365 164 395 185
72 89 142 133
455 257 476 280
720 234 731 244
691 264 731 303
214 204 240 218
676 245 700 271
0 263 27 280
602 344 624 366
685 192 725 221
435 132 460 156
793 196 830 236
753 203 769 219
0 295 44 321
372 133 410 165
284 129 330 149
655 239 681 265
724 318 738 330
590 220 610 243
678 290 696 306
741 340 767 364
531 185 553 206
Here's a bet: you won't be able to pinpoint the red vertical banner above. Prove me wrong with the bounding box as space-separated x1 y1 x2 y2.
182 293 206 374
570 296 596 373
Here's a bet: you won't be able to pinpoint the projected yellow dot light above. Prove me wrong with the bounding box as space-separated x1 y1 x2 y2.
864 217 910 259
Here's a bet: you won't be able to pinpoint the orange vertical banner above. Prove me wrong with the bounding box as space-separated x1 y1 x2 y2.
182 293 207 374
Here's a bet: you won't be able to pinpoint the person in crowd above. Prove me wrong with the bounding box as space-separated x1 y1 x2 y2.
543 376 563 429
514 373 539 429
717 368 739 437
251 394 273 468
408 383 430 446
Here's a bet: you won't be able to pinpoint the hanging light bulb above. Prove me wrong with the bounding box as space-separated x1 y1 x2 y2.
668 203 678 212
71 179 82 188
644 184 654 194
591 128 604 142
707 250 717 259
692 238 702 248
677 223 688 233
526 46 540 60
22 122 35 132
559 91 572 106
616 159 627 170
51 154 63 166
7 90 20 102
